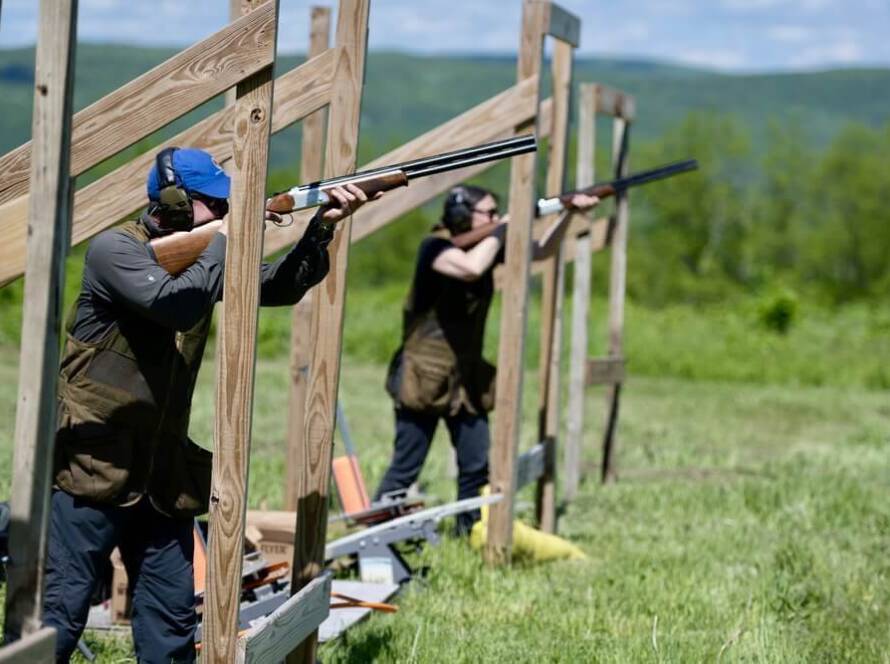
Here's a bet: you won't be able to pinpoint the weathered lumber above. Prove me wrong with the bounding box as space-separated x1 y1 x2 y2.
285 5 330 513
0 627 56 664
236 574 331 664
563 83 597 502
601 117 631 483
586 356 626 386
202 0 278 659
593 83 636 121
486 0 550 565
545 2 581 47
516 444 546 490
288 2 369 661
3 0 77 644
534 37 573 533
0 3 277 206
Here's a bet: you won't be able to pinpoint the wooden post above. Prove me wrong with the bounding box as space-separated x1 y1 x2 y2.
287 1 369 660
563 84 596 502
2 0 77 646
284 5 330 512
202 0 279 659
485 0 548 565
600 116 630 483
534 38 573 533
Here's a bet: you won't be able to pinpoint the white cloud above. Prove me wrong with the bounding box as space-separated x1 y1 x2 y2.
766 25 812 42
673 48 748 70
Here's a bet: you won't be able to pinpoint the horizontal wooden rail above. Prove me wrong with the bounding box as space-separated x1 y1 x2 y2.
0 47 337 287
516 443 545 490
0 627 55 664
544 2 581 47
0 3 277 206
235 573 331 664
590 83 636 121
586 356 625 386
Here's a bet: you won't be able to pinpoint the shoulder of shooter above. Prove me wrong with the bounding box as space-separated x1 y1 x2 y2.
150 134 538 275
447 158 699 250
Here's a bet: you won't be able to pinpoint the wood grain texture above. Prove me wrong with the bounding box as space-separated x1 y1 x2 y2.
594 83 636 121
203 1 278 658
485 0 549 565
601 117 631 483
545 2 581 47
3 0 77 643
236 574 331 664
0 3 276 207
586 357 626 386
534 38 573 534
563 83 596 502
288 2 369 661
0 627 56 664
285 5 330 513
0 46 336 288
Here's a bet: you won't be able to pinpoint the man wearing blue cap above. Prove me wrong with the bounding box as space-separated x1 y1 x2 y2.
39 147 376 663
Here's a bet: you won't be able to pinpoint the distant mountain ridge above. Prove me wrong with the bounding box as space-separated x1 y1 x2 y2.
1 44 888 171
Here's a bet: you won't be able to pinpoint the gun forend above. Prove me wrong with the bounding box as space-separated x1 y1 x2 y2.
267 169 409 214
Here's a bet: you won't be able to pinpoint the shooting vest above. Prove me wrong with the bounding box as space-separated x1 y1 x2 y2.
53 220 213 517
387 231 497 416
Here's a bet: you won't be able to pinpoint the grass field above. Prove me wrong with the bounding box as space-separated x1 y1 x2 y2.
1 344 888 662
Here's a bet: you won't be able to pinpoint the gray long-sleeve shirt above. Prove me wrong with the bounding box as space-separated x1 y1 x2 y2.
70 214 334 342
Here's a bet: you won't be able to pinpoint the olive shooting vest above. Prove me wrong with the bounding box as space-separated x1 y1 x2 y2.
386 231 497 416
53 220 213 517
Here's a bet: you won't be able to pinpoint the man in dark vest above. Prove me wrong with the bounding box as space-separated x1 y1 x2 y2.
42 147 377 663
378 184 598 535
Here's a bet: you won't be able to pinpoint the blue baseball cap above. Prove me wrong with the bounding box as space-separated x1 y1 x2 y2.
146 148 230 201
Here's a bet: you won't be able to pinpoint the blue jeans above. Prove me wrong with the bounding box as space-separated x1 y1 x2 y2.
42 491 196 663
375 408 490 534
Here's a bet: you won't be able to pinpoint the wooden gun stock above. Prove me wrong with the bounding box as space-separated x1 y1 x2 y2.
450 222 506 250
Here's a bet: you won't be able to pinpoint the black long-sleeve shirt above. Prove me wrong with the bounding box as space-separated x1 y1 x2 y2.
70 215 333 342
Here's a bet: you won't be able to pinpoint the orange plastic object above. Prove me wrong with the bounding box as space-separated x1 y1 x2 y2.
332 454 370 515
193 523 207 595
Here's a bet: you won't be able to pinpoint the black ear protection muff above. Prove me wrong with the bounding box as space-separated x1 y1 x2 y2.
443 186 473 235
154 147 194 231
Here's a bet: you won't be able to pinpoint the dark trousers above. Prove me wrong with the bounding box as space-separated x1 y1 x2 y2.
42 491 196 663
374 408 490 534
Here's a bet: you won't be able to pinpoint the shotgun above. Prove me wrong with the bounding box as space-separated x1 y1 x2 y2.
450 158 699 249
151 135 537 274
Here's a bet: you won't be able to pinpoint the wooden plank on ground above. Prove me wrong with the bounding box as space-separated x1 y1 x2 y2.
534 37 573 533
586 356 626 386
0 627 56 664
601 116 631 483
563 83 596 502
285 5 330 513
236 574 332 664
485 0 548 565
288 2 369 661
0 3 276 206
318 580 399 643
516 443 545 490
3 0 77 643
202 1 278 659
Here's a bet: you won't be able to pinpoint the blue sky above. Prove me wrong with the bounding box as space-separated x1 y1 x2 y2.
1 0 888 72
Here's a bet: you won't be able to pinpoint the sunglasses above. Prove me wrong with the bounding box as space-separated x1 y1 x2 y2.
473 206 499 220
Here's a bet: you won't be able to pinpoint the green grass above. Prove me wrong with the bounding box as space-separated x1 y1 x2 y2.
1 343 889 661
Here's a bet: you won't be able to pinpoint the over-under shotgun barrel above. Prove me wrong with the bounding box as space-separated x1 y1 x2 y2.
267 134 537 214
536 158 699 216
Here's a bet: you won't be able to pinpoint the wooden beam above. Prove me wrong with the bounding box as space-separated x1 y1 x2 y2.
485 0 549 566
601 117 631 483
545 2 581 47
288 2 369 661
563 83 596 503
202 0 279 659
586 356 626 386
0 3 277 206
593 83 636 121
236 574 331 664
534 37 573 534
0 46 337 288
3 0 77 643
0 627 56 664
516 443 545 490
285 5 330 512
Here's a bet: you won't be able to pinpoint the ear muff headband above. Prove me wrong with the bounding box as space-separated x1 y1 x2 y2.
154 147 194 231
444 186 473 235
